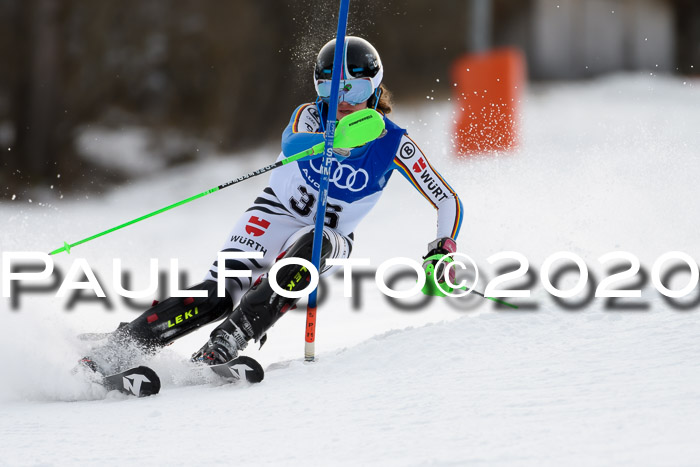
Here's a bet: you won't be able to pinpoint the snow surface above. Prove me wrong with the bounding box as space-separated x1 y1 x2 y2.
1 74 700 466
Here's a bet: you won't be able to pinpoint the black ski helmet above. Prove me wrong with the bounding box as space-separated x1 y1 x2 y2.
314 36 383 94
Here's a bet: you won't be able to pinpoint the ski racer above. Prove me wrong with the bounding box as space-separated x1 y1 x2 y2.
82 36 463 374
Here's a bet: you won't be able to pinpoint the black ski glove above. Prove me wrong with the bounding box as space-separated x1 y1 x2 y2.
422 237 457 285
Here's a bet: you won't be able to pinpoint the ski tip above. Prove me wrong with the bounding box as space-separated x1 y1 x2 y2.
234 356 265 383
135 366 161 396
76 331 111 342
103 365 161 397
210 355 265 384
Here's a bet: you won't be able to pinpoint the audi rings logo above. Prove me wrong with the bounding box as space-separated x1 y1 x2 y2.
308 159 369 192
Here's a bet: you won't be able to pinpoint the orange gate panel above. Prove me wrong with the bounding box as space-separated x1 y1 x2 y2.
451 48 526 156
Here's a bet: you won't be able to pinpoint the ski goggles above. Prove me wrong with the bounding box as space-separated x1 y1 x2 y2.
315 78 375 105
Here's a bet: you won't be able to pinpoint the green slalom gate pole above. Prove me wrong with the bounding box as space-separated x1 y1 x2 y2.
49 108 385 256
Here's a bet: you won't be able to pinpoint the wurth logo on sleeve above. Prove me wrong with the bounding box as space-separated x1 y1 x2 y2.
419 171 450 202
412 158 427 173
245 217 270 237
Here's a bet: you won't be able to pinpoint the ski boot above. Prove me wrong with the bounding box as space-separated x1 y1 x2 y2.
191 309 255 365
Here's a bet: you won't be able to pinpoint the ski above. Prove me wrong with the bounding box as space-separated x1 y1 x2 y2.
101 365 161 397
77 331 113 342
185 355 265 386
207 355 265 384
76 322 128 341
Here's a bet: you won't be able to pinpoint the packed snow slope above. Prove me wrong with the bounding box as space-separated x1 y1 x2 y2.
1 74 700 466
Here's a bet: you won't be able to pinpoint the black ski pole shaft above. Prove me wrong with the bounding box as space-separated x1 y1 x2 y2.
48 108 385 256
48 145 321 255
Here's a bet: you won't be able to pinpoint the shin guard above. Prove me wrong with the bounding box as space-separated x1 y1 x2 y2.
118 280 233 349
210 230 333 344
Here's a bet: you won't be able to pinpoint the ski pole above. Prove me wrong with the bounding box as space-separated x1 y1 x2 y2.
422 260 519 308
426 283 518 309
49 153 312 255
470 289 518 309
49 107 384 256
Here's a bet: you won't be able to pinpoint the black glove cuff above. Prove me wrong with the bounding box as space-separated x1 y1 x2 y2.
424 237 457 259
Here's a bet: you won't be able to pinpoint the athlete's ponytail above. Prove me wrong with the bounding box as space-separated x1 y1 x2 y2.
368 83 393 114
